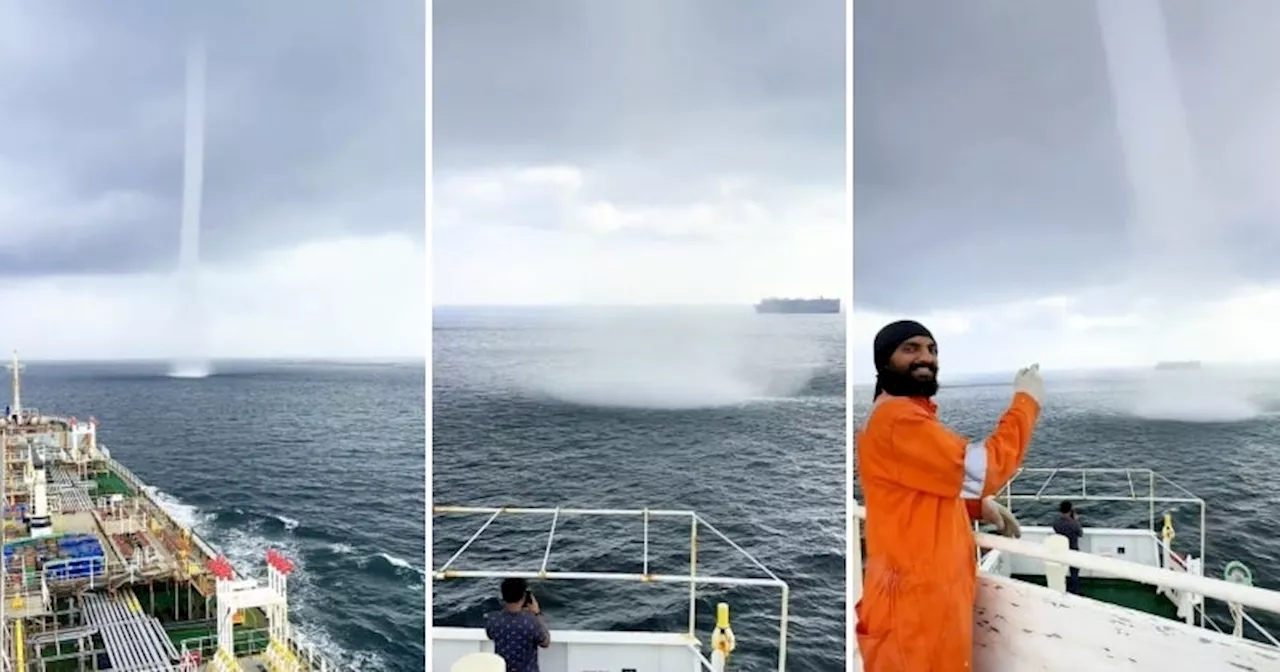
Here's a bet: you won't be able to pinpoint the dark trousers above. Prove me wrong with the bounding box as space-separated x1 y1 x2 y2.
1066 567 1081 594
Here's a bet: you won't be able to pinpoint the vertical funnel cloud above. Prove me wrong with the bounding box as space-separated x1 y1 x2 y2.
1097 1 1256 414
1095 0 1228 366
170 32 211 379
1095 0 1222 295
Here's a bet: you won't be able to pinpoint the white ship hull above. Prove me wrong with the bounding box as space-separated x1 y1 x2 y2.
433 628 705 671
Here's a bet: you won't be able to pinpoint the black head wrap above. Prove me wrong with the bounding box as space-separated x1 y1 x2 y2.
872 320 934 398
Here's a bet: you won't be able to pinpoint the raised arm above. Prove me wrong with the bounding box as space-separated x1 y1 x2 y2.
526 595 550 648
875 392 1039 499
969 392 1040 498
533 613 550 648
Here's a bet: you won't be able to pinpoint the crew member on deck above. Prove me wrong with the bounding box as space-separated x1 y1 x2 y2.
856 320 1042 671
485 578 550 672
1053 500 1085 594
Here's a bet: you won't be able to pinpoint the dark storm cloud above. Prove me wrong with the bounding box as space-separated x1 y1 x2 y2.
433 0 846 207
0 1 424 276
854 0 1280 313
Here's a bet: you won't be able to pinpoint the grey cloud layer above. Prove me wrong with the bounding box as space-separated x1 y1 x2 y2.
854 0 1280 313
1 1 424 276
434 0 846 206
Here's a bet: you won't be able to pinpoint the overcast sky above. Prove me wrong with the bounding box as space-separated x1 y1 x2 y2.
0 1 424 359
854 0 1280 380
433 0 847 306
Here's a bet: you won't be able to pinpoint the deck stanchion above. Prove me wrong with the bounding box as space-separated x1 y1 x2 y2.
642 509 650 578
1149 471 1156 534
777 585 789 672
688 516 698 638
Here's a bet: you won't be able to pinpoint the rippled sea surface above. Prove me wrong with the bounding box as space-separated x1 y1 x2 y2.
432 307 847 671
22 360 426 671
854 366 1280 639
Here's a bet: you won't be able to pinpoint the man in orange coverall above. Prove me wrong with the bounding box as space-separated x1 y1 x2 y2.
856 319 1043 671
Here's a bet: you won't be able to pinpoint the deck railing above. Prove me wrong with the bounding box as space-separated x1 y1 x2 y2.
1155 536 1280 646
989 467 1280 645
433 505 789 672
853 501 1280 639
179 627 273 659
994 467 1208 564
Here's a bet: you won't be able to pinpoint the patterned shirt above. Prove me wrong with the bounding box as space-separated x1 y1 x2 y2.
1053 514 1084 551
485 610 543 672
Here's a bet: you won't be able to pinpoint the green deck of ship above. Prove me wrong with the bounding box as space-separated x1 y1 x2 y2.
93 470 134 496
1012 574 1180 620
165 607 270 646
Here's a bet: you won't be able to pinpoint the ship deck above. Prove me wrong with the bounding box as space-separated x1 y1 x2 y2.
1010 574 1180 620
0 354 332 670
2 431 331 671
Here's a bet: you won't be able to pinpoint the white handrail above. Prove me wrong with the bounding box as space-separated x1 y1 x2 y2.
852 503 1280 615
1000 467 1208 564
1154 536 1280 645
978 533 1280 612
435 569 781 587
435 505 789 672
436 505 696 516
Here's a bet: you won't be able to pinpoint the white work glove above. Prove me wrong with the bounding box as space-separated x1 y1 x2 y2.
981 497 1022 538
1013 363 1044 404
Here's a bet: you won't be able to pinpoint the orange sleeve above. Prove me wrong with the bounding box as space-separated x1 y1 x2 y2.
884 392 1040 499
974 392 1040 498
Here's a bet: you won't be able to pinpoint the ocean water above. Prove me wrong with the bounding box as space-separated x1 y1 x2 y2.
19 360 426 671
853 366 1280 639
432 307 847 671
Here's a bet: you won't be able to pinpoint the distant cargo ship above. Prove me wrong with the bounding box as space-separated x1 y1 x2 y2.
754 297 841 314
1155 360 1202 370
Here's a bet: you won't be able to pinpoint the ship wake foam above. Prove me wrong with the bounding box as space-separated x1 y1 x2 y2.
215 524 389 670
144 486 211 528
147 488 380 670
356 551 426 586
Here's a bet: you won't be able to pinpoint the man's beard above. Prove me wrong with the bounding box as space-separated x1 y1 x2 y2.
878 364 939 398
